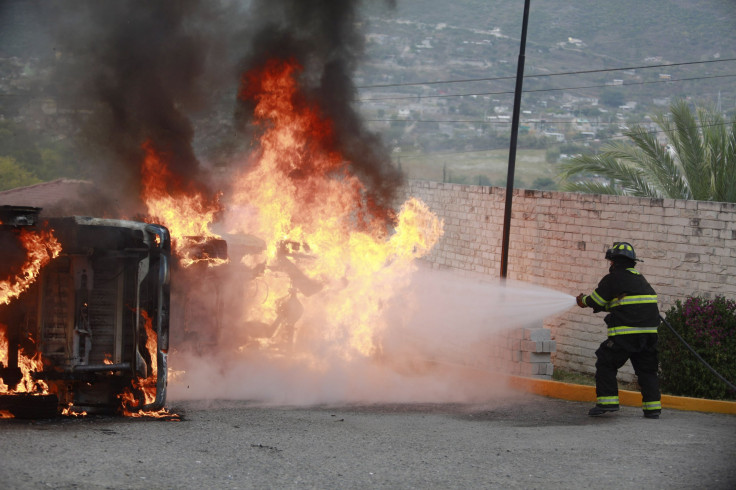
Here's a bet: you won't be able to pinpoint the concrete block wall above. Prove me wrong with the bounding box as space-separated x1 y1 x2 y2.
406 180 736 380
483 326 556 378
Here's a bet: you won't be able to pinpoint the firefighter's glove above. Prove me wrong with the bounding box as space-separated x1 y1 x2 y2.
576 294 587 308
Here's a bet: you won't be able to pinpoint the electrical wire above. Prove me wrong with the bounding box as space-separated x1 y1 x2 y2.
357 57 736 89
659 314 736 393
368 118 735 129
358 73 736 102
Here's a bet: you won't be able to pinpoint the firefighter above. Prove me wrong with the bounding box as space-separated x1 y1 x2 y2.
576 242 662 419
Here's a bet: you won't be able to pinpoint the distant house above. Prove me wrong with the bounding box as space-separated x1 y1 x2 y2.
543 131 565 142
562 93 599 106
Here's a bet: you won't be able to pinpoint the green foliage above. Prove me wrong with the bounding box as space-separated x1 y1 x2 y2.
559 100 736 202
0 156 41 190
600 88 625 108
531 177 556 190
516 133 547 150
0 121 44 174
552 367 594 386
475 174 492 186
545 146 560 163
659 296 736 400
0 120 86 186
559 142 589 155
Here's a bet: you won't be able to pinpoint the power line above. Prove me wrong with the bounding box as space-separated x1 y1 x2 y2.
526 73 736 95
366 119 511 124
368 116 655 125
358 73 736 102
368 119 627 126
357 57 736 89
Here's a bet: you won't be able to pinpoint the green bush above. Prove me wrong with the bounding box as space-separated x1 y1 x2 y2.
659 296 736 400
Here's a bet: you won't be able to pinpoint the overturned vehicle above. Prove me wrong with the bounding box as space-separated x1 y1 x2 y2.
0 206 170 417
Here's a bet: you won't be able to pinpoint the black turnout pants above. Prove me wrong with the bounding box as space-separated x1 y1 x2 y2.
595 333 661 410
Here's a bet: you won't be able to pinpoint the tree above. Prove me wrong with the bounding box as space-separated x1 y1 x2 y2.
0 156 41 191
532 177 557 190
545 146 561 163
600 88 625 108
0 121 84 185
558 100 736 203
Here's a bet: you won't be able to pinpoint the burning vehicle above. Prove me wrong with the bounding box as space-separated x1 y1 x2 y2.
169 235 229 354
0 0 450 411
0 205 171 417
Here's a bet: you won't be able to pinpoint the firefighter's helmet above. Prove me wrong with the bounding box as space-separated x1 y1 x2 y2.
605 242 639 261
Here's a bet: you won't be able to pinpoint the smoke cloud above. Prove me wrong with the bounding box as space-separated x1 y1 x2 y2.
52 1 221 211
168 267 574 405
49 0 400 219
232 0 403 224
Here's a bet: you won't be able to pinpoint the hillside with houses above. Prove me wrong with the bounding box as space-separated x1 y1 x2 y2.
1 0 735 191
355 0 736 187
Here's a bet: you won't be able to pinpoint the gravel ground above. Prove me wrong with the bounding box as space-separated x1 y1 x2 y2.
1 392 735 489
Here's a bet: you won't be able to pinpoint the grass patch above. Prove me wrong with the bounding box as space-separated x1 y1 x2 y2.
553 367 639 391
398 148 557 188
552 368 595 386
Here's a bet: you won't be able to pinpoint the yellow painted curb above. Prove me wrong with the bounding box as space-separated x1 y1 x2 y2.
508 375 736 415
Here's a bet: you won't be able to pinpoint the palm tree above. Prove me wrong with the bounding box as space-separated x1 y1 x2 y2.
559 100 736 203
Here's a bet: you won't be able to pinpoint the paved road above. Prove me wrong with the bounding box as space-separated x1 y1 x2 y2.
1 392 734 489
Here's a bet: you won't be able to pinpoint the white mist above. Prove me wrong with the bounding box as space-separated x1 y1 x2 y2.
168 265 574 406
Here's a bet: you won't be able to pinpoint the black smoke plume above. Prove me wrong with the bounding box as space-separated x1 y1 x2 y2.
53 0 218 211
235 0 403 224
51 0 399 218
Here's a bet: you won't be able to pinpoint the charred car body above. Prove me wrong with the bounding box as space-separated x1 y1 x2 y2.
0 206 170 417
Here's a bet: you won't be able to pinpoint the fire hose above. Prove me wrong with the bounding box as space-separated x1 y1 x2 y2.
659 314 736 393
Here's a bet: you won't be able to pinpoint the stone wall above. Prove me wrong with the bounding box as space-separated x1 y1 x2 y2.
406 180 736 379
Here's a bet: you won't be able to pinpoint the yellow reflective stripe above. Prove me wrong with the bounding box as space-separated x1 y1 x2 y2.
608 326 659 335
626 268 640 275
597 396 619 405
607 295 658 309
619 295 657 305
589 291 607 307
642 401 662 410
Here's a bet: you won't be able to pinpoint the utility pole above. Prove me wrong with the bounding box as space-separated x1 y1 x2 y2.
500 0 531 279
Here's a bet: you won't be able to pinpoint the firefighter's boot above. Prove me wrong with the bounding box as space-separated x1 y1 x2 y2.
588 405 619 416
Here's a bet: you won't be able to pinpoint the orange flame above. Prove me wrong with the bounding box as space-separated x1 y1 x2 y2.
61 405 88 417
120 309 177 418
0 324 7 392
120 310 156 410
0 228 62 306
233 59 388 255
228 58 444 360
0 324 49 395
0 228 58 415
140 140 226 267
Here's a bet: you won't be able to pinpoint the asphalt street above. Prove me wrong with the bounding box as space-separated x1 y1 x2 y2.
1 392 735 489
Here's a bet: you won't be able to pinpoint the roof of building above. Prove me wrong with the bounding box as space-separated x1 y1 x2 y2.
0 178 113 216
